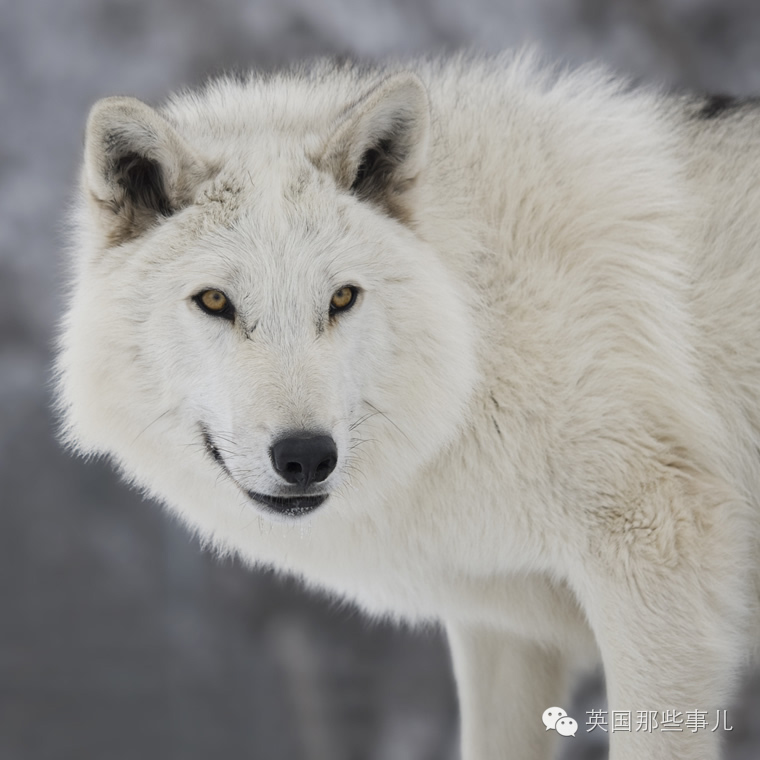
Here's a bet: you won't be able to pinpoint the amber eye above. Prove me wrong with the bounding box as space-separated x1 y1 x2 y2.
329 285 358 316
194 289 235 321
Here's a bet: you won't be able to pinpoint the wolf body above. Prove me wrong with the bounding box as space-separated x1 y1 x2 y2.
56 54 760 759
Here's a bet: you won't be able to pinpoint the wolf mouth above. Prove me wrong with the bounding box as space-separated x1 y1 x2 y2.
200 425 328 517
246 491 329 516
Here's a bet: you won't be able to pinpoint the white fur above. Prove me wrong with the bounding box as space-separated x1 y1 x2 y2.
56 53 760 759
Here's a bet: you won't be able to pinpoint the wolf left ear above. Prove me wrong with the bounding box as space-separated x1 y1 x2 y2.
320 73 430 220
83 96 210 246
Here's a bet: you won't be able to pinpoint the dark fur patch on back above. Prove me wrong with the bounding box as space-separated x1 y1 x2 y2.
696 94 760 120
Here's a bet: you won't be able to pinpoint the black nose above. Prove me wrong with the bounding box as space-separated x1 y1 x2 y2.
270 433 337 487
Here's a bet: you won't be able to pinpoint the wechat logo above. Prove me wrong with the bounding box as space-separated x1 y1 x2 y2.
542 707 578 737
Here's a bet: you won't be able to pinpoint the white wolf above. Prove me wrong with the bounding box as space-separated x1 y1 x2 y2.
56 53 760 760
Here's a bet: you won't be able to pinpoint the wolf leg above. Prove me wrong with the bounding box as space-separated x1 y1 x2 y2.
569 475 752 760
447 623 568 760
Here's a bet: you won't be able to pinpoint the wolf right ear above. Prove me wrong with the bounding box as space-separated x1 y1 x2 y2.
319 73 430 221
83 96 210 246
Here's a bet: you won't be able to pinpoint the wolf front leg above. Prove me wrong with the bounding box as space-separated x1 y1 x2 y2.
447 623 569 760
568 473 753 760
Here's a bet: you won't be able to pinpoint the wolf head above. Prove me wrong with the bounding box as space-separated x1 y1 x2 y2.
56 69 477 551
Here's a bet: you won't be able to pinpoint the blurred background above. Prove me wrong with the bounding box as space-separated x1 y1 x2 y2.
2 0 760 758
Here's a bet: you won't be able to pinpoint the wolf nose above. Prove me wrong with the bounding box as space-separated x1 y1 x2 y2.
270 434 338 486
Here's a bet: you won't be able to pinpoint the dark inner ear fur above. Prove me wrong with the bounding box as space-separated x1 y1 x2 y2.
347 111 421 221
350 138 396 200
318 73 429 223
84 96 212 247
112 152 173 218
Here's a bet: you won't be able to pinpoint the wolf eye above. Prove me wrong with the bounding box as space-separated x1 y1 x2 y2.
329 285 358 316
194 289 235 321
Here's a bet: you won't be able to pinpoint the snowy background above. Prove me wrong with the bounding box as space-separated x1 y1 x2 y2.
2 1 760 758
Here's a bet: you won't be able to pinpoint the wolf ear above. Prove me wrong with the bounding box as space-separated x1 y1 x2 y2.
320 73 430 220
83 96 209 246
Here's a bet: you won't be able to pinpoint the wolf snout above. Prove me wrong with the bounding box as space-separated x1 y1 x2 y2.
270 433 337 486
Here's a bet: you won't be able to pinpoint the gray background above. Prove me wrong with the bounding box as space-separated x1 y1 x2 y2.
2 1 760 758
